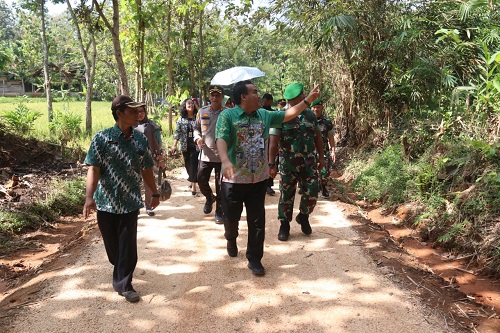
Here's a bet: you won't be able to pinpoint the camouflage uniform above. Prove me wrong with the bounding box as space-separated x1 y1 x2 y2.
317 115 334 188
271 108 320 225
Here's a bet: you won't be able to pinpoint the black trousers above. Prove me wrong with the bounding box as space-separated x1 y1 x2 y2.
221 180 267 262
182 148 199 183
266 177 274 188
197 161 222 207
97 210 138 293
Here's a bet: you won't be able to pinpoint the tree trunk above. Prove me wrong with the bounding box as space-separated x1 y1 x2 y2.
197 10 203 99
94 0 130 96
184 15 195 97
66 0 97 135
134 0 145 102
166 0 173 135
40 0 53 122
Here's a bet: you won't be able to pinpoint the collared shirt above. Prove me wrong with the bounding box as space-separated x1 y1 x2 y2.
216 105 285 184
84 124 154 214
269 108 320 172
194 105 225 162
174 116 197 152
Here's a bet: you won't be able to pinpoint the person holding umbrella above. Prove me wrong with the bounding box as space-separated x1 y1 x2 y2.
216 80 320 276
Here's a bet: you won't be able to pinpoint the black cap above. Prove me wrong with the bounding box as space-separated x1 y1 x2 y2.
111 95 145 111
209 85 223 94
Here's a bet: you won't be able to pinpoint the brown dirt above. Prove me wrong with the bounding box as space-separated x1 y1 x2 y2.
0 133 499 332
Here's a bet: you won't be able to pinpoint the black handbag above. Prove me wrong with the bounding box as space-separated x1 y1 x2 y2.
158 167 172 201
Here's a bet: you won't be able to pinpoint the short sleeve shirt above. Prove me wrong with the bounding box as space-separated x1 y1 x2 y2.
84 124 154 214
216 106 285 184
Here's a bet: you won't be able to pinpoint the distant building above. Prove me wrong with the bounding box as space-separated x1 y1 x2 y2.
0 76 24 96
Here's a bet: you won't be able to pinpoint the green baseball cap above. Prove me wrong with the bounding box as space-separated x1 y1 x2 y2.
310 98 323 107
283 82 303 100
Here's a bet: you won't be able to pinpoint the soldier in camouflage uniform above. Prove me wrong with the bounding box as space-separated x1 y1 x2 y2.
269 83 325 241
311 98 336 198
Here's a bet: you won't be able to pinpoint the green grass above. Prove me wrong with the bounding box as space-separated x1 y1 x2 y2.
0 178 86 236
0 97 174 149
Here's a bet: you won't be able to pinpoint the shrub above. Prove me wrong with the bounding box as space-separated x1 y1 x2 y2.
352 144 410 205
49 108 83 147
1 102 42 135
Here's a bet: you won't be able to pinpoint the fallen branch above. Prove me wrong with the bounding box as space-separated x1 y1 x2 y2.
449 266 475 275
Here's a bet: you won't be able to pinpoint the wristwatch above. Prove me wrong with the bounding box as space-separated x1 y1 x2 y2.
268 163 276 167
152 193 160 198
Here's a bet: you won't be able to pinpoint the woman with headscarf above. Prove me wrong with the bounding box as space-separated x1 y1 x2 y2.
136 104 165 216
170 98 199 196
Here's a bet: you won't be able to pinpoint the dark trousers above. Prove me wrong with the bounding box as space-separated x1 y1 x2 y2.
197 161 222 207
182 148 199 183
221 180 267 262
97 210 138 293
266 177 274 188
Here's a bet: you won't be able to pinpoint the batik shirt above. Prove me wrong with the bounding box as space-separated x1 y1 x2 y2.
269 108 320 174
84 124 154 214
317 115 334 155
216 105 285 184
174 117 197 152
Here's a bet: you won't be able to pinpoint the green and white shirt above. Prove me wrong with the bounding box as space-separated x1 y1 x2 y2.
216 105 285 184
84 124 154 214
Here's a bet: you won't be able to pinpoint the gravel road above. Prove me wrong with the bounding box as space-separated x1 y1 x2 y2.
1 171 450 333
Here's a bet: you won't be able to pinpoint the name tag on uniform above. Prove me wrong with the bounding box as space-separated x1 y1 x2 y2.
258 138 265 149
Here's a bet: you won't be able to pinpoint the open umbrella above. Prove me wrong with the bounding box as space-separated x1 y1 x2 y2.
211 66 265 86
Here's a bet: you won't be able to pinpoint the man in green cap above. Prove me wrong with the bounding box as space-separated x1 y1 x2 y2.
269 83 325 241
311 98 336 198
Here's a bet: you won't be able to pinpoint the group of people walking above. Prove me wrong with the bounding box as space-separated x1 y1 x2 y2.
82 80 336 303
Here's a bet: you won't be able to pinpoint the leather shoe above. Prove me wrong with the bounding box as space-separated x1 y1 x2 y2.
215 209 225 224
296 213 312 235
322 188 330 198
203 194 215 214
266 187 275 196
118 290 140 303
227 239 238 257
278 222 290 241
247 261 265 276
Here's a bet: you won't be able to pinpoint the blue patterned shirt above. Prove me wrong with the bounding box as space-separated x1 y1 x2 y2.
84 124 154 214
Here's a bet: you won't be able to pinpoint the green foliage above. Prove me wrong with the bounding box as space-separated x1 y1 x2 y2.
0 178 85 236
1 102 42 135
437 220 470 243
48 107 83 146
352 145 410 205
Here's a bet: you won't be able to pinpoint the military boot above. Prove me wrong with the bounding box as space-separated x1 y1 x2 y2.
296 213 312 235
278 221 290 241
